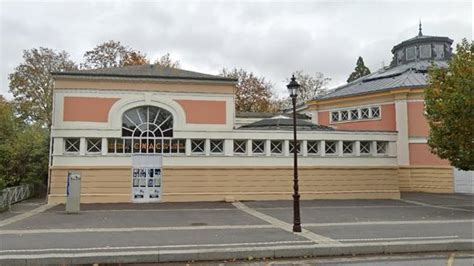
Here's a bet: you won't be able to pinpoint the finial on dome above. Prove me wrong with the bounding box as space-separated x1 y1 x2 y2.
418 20 423 36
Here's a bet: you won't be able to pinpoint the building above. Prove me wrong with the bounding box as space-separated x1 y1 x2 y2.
48 26 461 204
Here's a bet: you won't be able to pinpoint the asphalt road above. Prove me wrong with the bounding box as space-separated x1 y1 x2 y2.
0 192 472 264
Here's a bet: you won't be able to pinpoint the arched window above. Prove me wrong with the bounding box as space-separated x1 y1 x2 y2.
122 106 173 153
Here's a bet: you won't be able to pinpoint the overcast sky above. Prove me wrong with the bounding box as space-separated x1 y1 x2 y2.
0 0 472 99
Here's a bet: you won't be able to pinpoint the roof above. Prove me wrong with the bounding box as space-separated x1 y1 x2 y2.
317 60 447 100
236 112 310 120
51 64 237 82
239 117 334 131
391 35 453 53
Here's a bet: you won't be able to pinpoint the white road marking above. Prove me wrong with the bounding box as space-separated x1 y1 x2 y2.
232 201 339 244
78 208 237 213
337 235 459 242
0 224 274 235
398 199 474 212
0 203 58 227
304 219 474 227
0 240 313 254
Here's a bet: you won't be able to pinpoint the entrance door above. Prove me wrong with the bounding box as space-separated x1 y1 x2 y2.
131 155 163 202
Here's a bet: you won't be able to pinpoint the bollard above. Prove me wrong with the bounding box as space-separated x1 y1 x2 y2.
66 171 81 213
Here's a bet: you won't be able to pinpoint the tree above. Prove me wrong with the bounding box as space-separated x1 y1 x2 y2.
287 70 330 105
154 53 180 68
9 47 77 128
347 56 371 82
220 68 274 112
425 39 474 170
81 40 149 69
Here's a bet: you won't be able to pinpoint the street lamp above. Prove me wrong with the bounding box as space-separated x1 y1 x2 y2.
287 74 302 233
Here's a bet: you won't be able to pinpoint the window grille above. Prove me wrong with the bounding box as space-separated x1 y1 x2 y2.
361 108 370 119
331 112 339 122
342 141 354 154
289 141 301 154
191 139 205 154
350 109 359 120
340 110 349 121
87 138 102 153
325 141 337 154
270 140 283 154
360 141 371 154
64 138 80 153
234 140 247 154
377 141 388 154
371 106 380 118
307 141 319 154
210 139 224 154
252 140 265 154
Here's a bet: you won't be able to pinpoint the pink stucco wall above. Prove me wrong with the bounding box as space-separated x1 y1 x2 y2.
175 99 227 124
318 104 396 131
63 96 119 122
408 101 430 137
409 143 450 166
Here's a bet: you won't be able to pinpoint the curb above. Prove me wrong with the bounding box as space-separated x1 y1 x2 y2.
1 240 473 265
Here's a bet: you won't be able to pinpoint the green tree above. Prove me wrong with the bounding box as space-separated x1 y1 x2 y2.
220 68 274 112
425 39 474 170
347 56 371 82
8 47 77 128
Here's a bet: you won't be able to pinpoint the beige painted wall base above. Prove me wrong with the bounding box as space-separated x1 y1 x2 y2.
398 166 454 193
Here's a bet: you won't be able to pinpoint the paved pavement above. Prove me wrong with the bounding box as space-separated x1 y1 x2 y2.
0 193 472 264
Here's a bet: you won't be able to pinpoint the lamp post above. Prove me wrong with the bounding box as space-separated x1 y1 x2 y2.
287 74 302 233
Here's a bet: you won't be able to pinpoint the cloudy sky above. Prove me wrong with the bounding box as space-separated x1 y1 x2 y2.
0 0 472 98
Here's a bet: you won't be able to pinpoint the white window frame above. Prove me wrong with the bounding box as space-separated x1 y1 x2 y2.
350 109 359 120
191 139 205 154
64 138 80 153
376 141 388 155
406 46 416 60
331 111 339 122
171 139 186 154
270 140 283 155
340 110 349 121
307 141 319 155
252 140 265 155
342 141 354 155
210 139 224 154
86 138 102 153
289 141 301 154
360 141 372 155
360 108 370 119
233 140 247 155
420 44 431 59
325 141 338 155
370 106 380 118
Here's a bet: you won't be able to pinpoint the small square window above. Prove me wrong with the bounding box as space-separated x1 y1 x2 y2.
371 106 380 118
270 140 283 154
361 108 370 119
342 141 354 154
377 141 388 154
434 44 444 59
360 141 372 154
289 141 301 154
420 44 431 59
64 138 80 153
210 139 224 154
340 110 349 121
406 46 416 60
191 139 205 154
325 141 337 154
307 141 319 154
252 140 265 154
86 138 102 153
234 140 247 154
331 112 339 122
171 139 186 154
350 109 359 120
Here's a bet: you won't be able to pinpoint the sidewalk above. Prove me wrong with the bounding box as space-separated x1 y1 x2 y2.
0 193 472 264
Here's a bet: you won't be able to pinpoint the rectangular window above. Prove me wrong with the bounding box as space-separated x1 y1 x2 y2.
361 108 370 119
270 140 283 155
234 140 247 154
360 141 372 154
350 109 359 120
331 111 339 122
210 139 224 154
406 46 416 60
420 44 431 59
252 140 265 155
191 139 205 154
376 141 388 154
342 141 354 154
162 139 170 154
325 141 337 155
171 139 186 154
340 110 349 121
289 141 301 154
307 141 319 155
371 106 380 118
124 139 132 153
64 138 80 153
107 138 116 153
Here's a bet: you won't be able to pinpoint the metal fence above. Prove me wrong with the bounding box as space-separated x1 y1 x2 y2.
0 184 34 211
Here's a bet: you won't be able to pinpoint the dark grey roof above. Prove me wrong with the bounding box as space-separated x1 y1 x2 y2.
317 60 447 100
52 64 237 82
236 112 310 120
239 117 334 131
392 35 453 53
